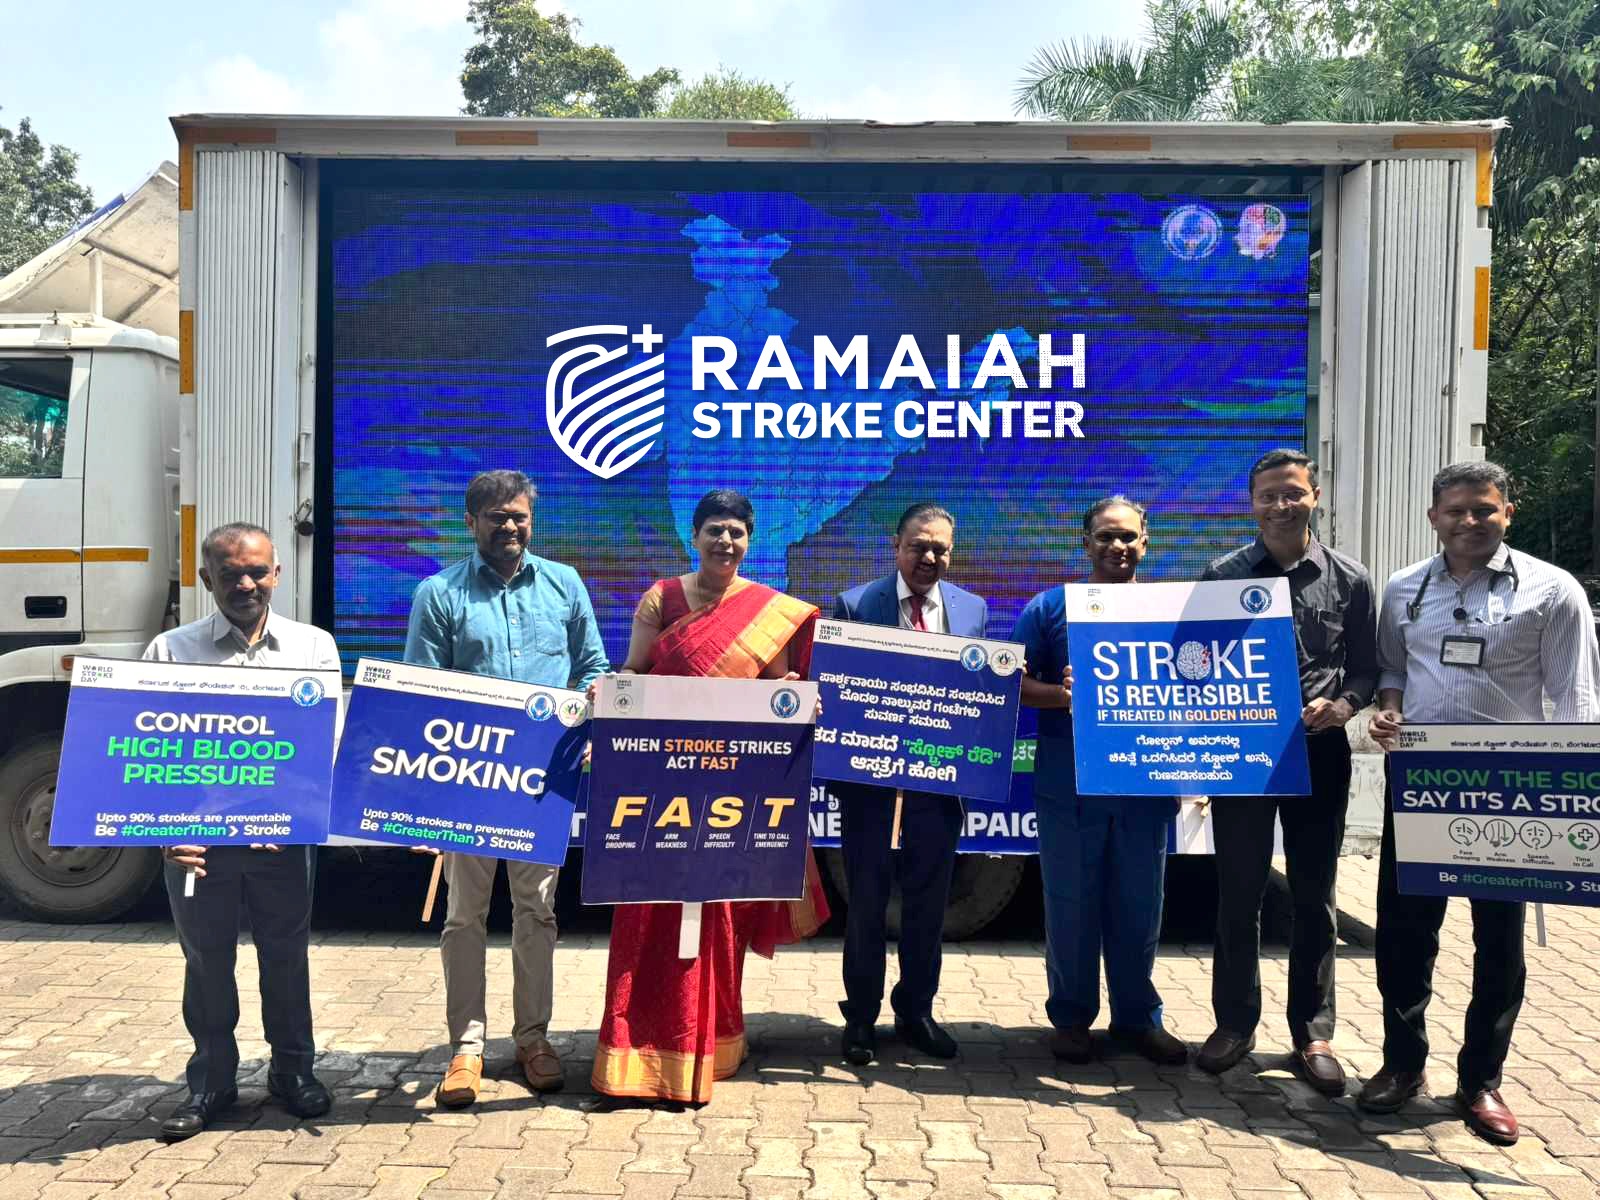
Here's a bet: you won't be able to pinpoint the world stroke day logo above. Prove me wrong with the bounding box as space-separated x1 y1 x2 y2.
1240 585 1272 615
526 692 556 722
959 644 988 672
290 677 325 707
770 688 801 719
545 324 667 480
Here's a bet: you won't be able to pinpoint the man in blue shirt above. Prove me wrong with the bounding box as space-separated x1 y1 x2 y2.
404 470 608 1108
1012 496 1186 1066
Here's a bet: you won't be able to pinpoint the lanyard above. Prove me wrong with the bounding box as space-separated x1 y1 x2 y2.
1405 553 1520 622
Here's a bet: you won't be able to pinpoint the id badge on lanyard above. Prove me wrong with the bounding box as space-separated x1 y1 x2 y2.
1440 635 1486 668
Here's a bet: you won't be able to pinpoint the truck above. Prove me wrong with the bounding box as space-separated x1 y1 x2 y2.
0 117 1498 927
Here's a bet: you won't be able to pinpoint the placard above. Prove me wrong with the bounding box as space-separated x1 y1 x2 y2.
1390 723 1600 906
1066 579 1310 795
328 658 587 865
50 657 341 846
583 674 816 904
810 619 1023 803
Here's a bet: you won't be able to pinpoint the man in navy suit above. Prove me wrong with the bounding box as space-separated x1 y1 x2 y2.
832 502 989 1065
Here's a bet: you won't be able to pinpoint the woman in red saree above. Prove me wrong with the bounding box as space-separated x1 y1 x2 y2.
591 489 830 1104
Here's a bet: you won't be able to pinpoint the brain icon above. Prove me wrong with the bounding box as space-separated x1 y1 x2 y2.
1176 641 1211 681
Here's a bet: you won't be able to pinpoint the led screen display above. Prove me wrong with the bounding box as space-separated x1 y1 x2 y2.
322 168 1309 685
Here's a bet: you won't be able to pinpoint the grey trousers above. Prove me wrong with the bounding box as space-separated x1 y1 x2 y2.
440 854 559 1055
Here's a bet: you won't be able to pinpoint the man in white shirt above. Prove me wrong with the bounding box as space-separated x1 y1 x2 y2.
1363 462 1600 1144
146 523 339 1141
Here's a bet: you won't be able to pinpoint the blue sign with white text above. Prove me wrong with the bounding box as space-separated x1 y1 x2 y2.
810 620 1024 804
1066 580 1309 796
50 658 341 846
328 659 588 866
584 675 817 904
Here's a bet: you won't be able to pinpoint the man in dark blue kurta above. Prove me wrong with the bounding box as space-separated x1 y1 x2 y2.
1012 497 1186 1066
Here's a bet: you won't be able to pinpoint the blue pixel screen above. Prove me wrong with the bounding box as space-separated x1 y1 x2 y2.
322 169 1309 675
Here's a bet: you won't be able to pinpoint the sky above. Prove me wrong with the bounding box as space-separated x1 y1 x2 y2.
0 0 1148 202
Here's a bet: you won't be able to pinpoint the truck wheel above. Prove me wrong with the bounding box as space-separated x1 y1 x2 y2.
0 736 161 923
818 850 1027 940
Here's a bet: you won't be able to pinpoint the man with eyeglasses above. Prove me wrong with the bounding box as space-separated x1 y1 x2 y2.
1013 496 1188 1066
832 502 988 1066
1361 460 1599 1143
1196 449 1378 1096
404 470 609 1107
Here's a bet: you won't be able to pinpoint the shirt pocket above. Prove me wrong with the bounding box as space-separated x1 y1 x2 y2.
1296 608 1345 659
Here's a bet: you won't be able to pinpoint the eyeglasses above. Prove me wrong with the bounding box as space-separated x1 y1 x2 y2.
476 510 531 527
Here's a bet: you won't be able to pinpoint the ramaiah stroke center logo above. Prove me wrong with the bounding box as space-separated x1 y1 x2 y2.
544 322 1090 480
544 325 667 480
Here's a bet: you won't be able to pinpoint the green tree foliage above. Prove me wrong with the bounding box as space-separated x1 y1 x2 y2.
0 112 94 277
460 1 679 118
1017 0 1600 573
1014 0 1242 120
665 68 798 121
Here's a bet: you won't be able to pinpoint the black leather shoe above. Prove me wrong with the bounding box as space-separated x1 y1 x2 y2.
1050 1024 1093 1064
1113 1024 1189 1066
159 1088 238 1141
1195 1029 1256 1075
1292 1041 1346 1096
1356 1067 1426 1114
268 1072 333 1119
841 1021 876 1066
894 1014 957 1059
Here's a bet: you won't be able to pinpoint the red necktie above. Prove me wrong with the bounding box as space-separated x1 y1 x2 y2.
909 593 927 631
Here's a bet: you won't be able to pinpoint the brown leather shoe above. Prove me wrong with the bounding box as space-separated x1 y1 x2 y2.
1195 1029 1255 1075
1458 1087 1519 1145
1050 1025 1093 1063
1293 1040 1346 1096
516 1037 565 1092
1356 1066 1426 1113
436 1053 482 1109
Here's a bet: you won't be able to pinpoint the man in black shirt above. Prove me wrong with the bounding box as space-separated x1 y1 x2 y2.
1196 449 1378 1096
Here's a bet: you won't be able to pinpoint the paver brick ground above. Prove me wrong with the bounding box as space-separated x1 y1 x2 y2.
0 856 1596 1198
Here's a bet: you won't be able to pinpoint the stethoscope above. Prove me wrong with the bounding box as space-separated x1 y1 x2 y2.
1405 552 1521 622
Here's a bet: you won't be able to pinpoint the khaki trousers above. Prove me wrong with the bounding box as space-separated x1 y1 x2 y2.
441 854 558 1055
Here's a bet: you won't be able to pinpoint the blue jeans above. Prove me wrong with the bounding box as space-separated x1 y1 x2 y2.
1035 790 1174 1032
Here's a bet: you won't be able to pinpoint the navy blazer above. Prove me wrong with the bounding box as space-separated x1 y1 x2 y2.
832 573 988 638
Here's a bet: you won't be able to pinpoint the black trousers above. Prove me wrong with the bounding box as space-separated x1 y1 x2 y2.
1376 789 1525 1093
837 784 963 1024
164 846 316 1092
1211 731 1351 1046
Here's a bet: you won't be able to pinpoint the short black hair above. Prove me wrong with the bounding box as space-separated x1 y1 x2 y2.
201 522 273 567
1081 495 1147 532
1431 460 1512 505
692 489 755 535
1248 448 1318 492
895 502 954 537
464 470 536 515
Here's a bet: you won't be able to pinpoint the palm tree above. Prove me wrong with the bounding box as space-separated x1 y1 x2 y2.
1014 0 1242 121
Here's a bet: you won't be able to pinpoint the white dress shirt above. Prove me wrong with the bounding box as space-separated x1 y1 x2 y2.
143 608 341 671
896 574 947 634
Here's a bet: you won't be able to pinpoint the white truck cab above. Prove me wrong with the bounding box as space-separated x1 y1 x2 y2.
0 165 180 919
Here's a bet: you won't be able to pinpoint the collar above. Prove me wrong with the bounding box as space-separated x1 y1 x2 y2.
1245 534 1325 574
472 549 536 585
209 607 278 649
896 572 942 609
1437 542 1513 579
